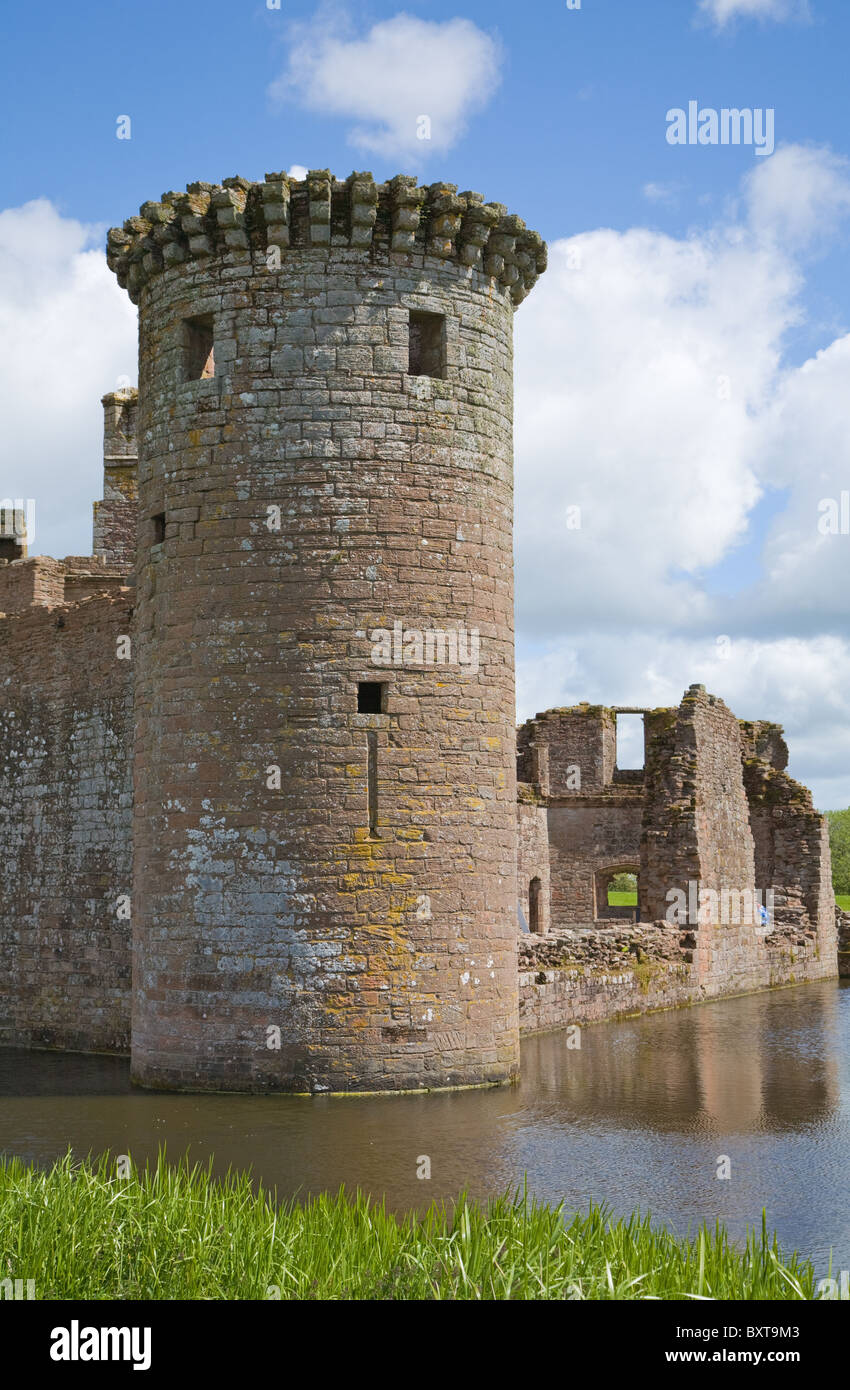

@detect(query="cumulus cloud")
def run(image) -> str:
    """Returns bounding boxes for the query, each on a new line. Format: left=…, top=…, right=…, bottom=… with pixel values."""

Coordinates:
left=696, top=0, right=811, bottom=26
left=743, top=144, right=850, bottom=247
left=514, top=143, right=850, bottom=806
left=643, top=181, right=684, bottom=207
left=269, top=8, right=502, bottom=160
left=0, top=200, right=137, bottom=559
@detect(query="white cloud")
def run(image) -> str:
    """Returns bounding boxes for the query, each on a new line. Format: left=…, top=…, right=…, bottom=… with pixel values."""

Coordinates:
left=269, top=8, right=503, bottom=160
left=288, top=164, right=309, bottom=181
left=514, top=143, right=850, bottom=806
left=743, top=144, right=850, bottom=247
left=0, top=200, right=137, bottom=559
left=697, top=0, right=811, bottom=26
left=643, top=181, right=684, bottom=207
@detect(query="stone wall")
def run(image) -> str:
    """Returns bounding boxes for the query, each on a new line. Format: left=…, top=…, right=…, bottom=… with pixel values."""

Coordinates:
left=517, top=704, right=643, bottom=928
left=516, top=684, right=837, bottom=1036
left=519, top=916, right=835, bottom=1036
left=93, top=389, right=138, bottom=570
left=741, top=719, right=836, bottom=941
left=518, top=704, right=616, bottom=795
left=0, top=556, right=67, bottom=613
left=640, top=686, right=757, bottom=928
left=108, top=168, right=546, bottom=1094
left=0, top=592, right=134, bottom=1052
left=517, top=784, right=549, bottom=934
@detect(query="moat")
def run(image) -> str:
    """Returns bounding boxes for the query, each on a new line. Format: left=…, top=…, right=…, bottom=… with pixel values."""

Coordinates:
left=2, top=980, right=849, bottom=1276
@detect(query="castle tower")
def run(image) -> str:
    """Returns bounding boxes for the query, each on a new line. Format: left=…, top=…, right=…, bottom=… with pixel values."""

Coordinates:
left=106, top=169, right=546, bottom=1092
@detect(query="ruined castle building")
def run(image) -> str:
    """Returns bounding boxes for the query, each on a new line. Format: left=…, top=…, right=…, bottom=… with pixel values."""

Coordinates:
left=105, top=171, right=547, bottom=1092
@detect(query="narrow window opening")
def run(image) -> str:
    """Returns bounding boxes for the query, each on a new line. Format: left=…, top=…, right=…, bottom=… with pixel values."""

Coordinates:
left=358, top=681, right=384, bottom=714
left=529, top=877, right=542, bottom=934
left=615, top=712, right=645, bottom=770
left=408, top=310, right=445, bottom=379
left=367, top=731, right=378, bottom=837
left=183, top=314, right=215, bottom=381
left=152, top=512, right=166, bottom=545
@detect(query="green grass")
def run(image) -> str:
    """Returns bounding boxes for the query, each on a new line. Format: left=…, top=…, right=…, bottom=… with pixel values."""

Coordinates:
left=608, top=891, right=638, bottom=907
left=0, top=1152, right=821, bottom=1300
left=836, top=894, right=850, bottom=911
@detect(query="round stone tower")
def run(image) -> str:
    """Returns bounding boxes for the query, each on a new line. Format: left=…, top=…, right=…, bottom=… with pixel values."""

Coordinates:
left=106, top=168, right=546, bottom=1093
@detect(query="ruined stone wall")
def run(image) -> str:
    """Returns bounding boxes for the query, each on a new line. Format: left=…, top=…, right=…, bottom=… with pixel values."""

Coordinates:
left=0, top=556, right=67, bottom=613
left=0, top=592, right=134, bottom=1052
left=519, top=687, right=838, bottom=1037
left=519, top=918, right=834, bottom=1036
left=109, top=169, right=546, bottom=1093
left=518, top=705, right=642, bottom=929
left=518, top=705, right=615, bottom=795
left=640, top=686, right=757, bottom=931
left=546, top=802, right=642, bottom=926
left=517, top=785, right=549, bottom=934
left=741, top=720, right=836, bottom=950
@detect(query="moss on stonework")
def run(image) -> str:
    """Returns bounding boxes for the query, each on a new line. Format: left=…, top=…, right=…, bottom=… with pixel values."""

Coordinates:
left=631, top=959, right=664, bottom=995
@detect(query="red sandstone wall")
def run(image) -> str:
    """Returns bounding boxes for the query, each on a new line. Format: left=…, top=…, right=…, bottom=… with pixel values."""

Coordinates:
left=519, top=919, right=836, bottom=1036
left=0, top=557, right=67, bottom=613
left=0, top=593, right=134, bottom=1051
left=120, top=172, right=538, bottom=1093
left=547, top=802, right=643, bottom=926
left=517, top=789, right=550, bottom=934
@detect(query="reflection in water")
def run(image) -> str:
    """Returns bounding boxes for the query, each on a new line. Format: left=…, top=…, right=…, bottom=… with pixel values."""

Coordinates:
left=1, top=981, right=849, bottom=1274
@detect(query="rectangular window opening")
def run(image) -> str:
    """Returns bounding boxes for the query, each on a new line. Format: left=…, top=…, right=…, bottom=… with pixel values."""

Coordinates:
left=615, top=712, right=645, bottom=770
left=367, top=730, right=378, bottom=837
left=408, top=310, right=445, bottom=379
left=152, top=512, right=166, bottom=545
left=183, top=314, right=215, bottom=381
left=357, top=681, right=385, bottom=714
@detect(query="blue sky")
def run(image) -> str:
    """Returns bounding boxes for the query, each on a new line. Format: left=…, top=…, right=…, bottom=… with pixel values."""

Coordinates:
left=5, top=1, right=850, bottom=273
left=2, top=0, right=850, bottom=804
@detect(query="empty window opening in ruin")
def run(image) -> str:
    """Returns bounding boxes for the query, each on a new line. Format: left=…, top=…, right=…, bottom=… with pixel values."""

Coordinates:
left=529, top=877, right=542, bottom=933
left=615, top=712, right=645, bottom=770
left=357, top=681, right=385, bottom=714
left=607, top=871, right=638, bottom=909
left=367, top=730, right=379, bottom=837
left=152, top=512, right=166, bottom=545
left=183, top=314, right=215, bottom=381
left=408, top=310, right=445, bottom=379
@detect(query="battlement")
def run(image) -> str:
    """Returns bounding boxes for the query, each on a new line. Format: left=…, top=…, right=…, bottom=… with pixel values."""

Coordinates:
left=106, top=170, right=547, bottom=307
left=0, top=554, right=127, bottom=615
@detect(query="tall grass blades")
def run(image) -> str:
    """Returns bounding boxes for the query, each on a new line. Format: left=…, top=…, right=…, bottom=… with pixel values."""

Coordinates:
left=0, top=1152, right=818, bottom=1301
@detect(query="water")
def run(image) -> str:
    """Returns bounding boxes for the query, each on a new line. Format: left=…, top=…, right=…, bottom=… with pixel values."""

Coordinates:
left=2, top=980, right=849, bottom=1275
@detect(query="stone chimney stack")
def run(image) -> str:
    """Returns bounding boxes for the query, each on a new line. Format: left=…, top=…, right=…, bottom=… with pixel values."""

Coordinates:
left=92, top=387, right=138, bottom=570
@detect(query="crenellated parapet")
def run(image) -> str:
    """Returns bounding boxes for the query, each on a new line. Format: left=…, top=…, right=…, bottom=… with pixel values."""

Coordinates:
left=106, top=168, right=547, bottom=307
